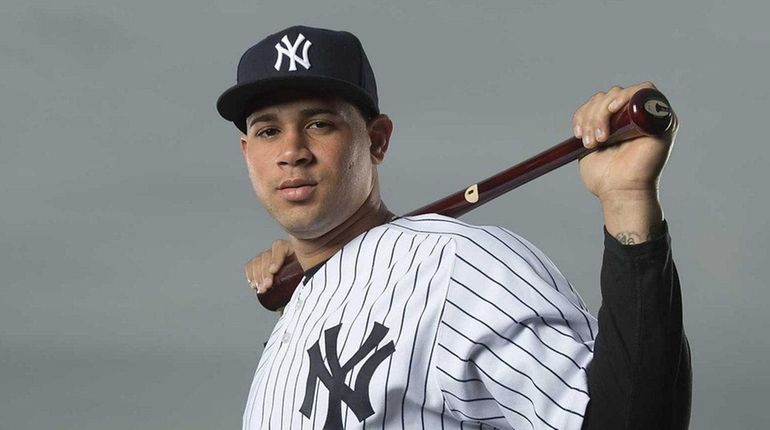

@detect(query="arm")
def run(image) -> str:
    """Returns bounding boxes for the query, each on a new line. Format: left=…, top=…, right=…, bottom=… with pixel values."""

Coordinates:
left=573, top=83, right=691, bottom=428
left=582, top=214, right=692, bottom=429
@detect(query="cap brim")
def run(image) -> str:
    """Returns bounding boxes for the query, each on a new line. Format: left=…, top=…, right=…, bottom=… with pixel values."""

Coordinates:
left=216, top=76, right=379, bottom=133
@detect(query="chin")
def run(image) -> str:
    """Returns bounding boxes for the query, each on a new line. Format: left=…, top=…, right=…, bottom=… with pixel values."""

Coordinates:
left=275, top=209, right=334, bottom=239
left=265, top=193, right=361, bottom=239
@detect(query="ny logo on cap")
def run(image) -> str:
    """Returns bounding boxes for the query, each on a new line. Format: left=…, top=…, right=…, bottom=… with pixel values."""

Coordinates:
left=274, top=33, right=312, bottom=72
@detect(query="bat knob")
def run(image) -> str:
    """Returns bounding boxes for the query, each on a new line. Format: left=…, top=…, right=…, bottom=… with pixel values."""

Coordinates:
left=627, top=88, right=676, bottom=137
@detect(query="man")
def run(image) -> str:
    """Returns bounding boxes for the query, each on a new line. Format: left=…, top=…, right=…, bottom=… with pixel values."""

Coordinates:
left=217, top=25, right=690, bottom=429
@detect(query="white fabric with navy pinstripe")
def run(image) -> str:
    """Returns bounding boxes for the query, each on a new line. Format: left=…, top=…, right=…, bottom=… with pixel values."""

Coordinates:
left=243, top=214, right=597, bottom=430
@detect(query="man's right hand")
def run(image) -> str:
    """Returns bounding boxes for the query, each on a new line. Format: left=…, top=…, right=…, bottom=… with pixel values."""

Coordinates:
left=245, top=240, right=294, bottom=294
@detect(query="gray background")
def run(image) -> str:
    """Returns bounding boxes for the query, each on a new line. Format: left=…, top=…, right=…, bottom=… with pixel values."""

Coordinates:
left=1, top=0, right=766, bottom=428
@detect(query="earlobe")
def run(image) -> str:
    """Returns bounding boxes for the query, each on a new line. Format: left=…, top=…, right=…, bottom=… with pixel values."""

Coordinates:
left=368, top=114, right=393, bottom=164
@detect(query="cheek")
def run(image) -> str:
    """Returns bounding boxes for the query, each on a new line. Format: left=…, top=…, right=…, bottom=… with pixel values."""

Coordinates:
left=332, top=143, right=358, bottom=173
left=245, top=158, right=273, bottom=199
left=340, top=145, right=373, bottom=189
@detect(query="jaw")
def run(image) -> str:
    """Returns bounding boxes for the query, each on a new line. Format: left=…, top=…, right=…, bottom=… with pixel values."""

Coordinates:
left=265, top=172, right=376, bottom=241
left=274, top=205, right=337, bottom=240
left=286, top=184, right=393, bottom=270
left=263, top=187, right=353, bottom=240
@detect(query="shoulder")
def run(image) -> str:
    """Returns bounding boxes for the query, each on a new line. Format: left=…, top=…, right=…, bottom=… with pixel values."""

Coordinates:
left=388, top=214, right=549, bottom=274
left=388, top=213, right=515, bottom=244
left=391, top=214, right=588, bottom=311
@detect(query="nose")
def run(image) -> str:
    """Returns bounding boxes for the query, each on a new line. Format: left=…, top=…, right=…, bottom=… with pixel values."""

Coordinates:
left=276, top=130, right=313, bottom=167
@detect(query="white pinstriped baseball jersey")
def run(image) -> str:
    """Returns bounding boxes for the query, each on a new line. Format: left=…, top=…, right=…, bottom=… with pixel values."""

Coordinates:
left=243, top=214, right=597, bottom=430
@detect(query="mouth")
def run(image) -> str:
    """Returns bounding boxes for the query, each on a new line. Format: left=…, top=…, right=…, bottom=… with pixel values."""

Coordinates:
left=277, top=178, right=318, bottom=202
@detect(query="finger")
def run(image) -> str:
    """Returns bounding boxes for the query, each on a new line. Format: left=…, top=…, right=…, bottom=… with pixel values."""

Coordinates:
left=259, top=254, right=273, bottom=293
left=593, top=86, right=623, bottom=141
left=596, top=87, right=621, bottom=142
left=602, top=85, right=623, bottom=115
left=245, top=258, right=258, bottom=290
left=269, top=240, right=287, bottom=274
left=572, top=107, right=585, bottom=138
left=607, top=82, right=656, bottom=114
left=579, top=91, right=607, bottom=147
left=586, top=113, right=606, bottom=148
left=252, top=257, right=262, bottom=290
left=583, top=128, right=595, bottom=148
left=591, top=100, right=612, bottom=144
left=593, top=125, right=605, bottom=143
left=594, top=86, right=629, bottom=144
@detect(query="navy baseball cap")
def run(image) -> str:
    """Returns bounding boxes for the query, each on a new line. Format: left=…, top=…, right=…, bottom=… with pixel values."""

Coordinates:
left=217, top=25, right=380, bottom=133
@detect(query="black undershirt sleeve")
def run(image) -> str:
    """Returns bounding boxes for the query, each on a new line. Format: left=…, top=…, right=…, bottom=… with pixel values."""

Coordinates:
left=581, top=220, right=692, bottom=429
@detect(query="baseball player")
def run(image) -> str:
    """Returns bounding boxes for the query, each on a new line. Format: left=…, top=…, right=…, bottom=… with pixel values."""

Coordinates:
left=217, top=25, right=691, bottom=429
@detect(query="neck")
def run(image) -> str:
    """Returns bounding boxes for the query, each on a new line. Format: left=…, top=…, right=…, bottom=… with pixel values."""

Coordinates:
left=289, top=189, right=395, bottom=271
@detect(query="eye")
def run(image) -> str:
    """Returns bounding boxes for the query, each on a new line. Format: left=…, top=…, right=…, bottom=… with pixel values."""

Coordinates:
left=256, top=127, right=279, bottom=138
left=307, top=120, right=331, bottom=130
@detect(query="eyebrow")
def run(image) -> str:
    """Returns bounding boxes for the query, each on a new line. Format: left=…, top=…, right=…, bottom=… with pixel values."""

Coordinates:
left=248, top=113, right=278, bottom=128
left=248, top=107, right=341, bottom=129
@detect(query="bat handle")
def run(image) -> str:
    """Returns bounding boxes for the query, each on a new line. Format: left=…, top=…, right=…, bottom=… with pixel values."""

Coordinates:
left=256, top=257, right=304, bottom=311
left=256, top=88, right=676, bottom=311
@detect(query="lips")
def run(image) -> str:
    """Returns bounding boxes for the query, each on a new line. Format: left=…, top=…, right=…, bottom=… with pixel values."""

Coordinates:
left=277, top=178, right=318, bottom=202
left=278, top=178, right=318, bottom=190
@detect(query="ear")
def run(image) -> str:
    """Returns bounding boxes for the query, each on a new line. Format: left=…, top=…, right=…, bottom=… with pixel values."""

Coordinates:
left=367, top=114, right=393, bottom=165
left=240, top=135, right=248, bottom=157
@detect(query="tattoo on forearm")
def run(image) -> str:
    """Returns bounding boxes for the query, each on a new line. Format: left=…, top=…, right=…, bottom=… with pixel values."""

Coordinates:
left=614, top=222, right=665, bottom=245
left=614, top=231, right=643, bottom=245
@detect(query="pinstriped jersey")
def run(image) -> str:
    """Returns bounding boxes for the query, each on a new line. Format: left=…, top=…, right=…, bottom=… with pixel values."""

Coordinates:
left=243, top=214, right=597, bottom=429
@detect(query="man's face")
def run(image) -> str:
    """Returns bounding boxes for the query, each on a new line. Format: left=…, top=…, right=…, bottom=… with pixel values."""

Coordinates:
left=240, top=96, right=387, bottom=239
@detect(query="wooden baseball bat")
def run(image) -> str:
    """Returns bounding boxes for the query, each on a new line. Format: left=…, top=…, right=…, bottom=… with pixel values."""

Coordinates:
left=256, top=87, right=676, bottom=311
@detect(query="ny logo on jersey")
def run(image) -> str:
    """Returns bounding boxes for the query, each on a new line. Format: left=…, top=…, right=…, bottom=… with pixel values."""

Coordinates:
left=274, top=33, right=312, bottom=71
left=300, top=322, right=395, bottom=428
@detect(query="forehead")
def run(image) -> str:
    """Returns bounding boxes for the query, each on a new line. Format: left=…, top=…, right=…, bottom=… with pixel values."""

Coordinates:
left=245, top=93, right=358, bottom=123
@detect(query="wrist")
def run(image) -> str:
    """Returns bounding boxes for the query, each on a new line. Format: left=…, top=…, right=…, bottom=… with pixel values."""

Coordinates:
left=598, top=188, right=659, bottom=205
left=600, top=192, right=664, bottom=245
